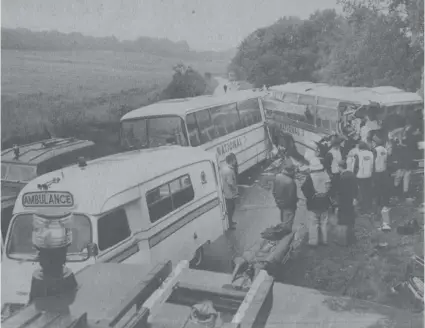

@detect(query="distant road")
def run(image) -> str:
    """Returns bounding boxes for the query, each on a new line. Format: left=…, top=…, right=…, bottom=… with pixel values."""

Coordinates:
left=213, top=77, right=236, bottom=95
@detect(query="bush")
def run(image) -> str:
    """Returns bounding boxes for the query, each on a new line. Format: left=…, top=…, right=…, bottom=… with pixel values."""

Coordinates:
left=162, top=65, right=207, bottom=99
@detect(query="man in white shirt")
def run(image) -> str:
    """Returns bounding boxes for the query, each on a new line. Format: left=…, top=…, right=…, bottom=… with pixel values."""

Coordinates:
left=360, top=114, right=380, bottom=143
left=353, top=142, right=375, bottom=214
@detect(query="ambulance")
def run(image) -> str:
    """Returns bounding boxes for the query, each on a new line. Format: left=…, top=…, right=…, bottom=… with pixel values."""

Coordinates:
left=1, top=146, right=228, bottom=315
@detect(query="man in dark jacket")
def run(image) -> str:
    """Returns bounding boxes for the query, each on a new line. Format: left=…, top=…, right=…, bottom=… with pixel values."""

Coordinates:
left=336, top=160, right=358, bottom=246
left=272, top=160, right=298, bottom=231
left=301, top=157, right=331, bottom=246
left=394, top=117, right=420, bottom=200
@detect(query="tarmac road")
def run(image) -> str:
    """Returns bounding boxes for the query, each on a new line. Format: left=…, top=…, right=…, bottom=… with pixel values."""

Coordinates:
left=199, top=161, right=309, bottom=274
left=213, top=77, right=238, bottom=96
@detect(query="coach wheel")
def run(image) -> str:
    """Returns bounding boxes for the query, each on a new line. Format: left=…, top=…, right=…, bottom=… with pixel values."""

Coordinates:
left=190, top=246, right=204, bottom=268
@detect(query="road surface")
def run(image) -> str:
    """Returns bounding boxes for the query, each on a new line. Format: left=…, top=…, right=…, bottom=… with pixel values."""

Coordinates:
left=200, top=162, right=309, bottom=274
left=213, top=77, right=238, bottom=96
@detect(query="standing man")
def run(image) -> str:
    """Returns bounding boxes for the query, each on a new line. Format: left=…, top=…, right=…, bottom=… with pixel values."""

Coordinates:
left=324, top=136, right=343, bottom=207
left=272, top=160, right=298, bottom=231
left=221, top=154, right=238, bottom=230
left=360, top=113, right=380, bottom=144
left=223, top=85, right=228, bottom=93
left=394, top=118, right=419, bottom=201
left=346, top=139, right=360, bottom=172
left=371, top=135, right=391, bottom=230
left=353, top=142, right=375, bottom=215
left=301, top=157, right=332, bottom=246
left=336, top=160, right=358, bottom=246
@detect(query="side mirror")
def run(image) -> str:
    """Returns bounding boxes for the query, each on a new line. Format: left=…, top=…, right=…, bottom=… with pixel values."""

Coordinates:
left=87, top=243, right=99, bottom=257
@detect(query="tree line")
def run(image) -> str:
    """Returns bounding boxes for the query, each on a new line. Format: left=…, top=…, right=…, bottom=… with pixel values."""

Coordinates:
left=228, top=0, right=424, bottom=93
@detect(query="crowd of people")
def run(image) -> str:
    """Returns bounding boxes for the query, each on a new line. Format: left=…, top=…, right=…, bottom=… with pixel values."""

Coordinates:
left=271, top=112, right=422, bottom=247
left=219, top=109, right=422, bottom=247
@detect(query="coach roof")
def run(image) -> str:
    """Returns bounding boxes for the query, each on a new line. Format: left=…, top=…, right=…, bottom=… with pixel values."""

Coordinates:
left=358, top=86, right=423, bottom=106
left=120, top=89, right=267, bottom=121
left=270, top=82, right=423, bottom=107
left=270, top=82, right=371, bottom=105
left=14, top=146, right=216, bottom=215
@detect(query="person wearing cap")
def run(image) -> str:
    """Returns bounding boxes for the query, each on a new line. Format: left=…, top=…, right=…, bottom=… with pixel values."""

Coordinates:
left=301, top=157, right=332, bottom=246
left=353, top=141, right=375, bottom=214
left=371, top=134, right=391, bottom=230
left=221, top=154, right=239, bottom=229
left=272, top=159, right=298, bottom=231
left=335, top=160, right=358, bottom=246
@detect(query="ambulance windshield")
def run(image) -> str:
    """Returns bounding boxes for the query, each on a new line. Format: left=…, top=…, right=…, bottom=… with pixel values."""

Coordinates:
left=120, top=115, right=188, bottom=150
left=1, top=163, right=37, bottom=182
left=6, top=213, right=92, bottom=262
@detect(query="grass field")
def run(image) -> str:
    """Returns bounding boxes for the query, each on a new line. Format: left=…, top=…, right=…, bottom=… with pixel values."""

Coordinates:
left=1, top=49, right=227, bottom=143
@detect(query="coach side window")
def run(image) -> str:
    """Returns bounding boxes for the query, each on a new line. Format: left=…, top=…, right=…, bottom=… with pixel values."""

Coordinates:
left=237, top=98, right=262, bottom=128
left=97, top=209, right=131, bottom=251
left=316, top=106, right=337, bottom=131
left=195, top=109, right=216, bottom=144
left=146, top=174, right=195, bottom=223
left=209, top=103, right=240, bottom=136
left=282, top=93, right=299, bottom=104
left=298, top=95, right=316, bottom=125
left=186, top=113, right=201, bottom=146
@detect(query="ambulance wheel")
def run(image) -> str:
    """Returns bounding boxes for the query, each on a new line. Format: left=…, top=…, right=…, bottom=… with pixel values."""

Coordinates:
left=190, top=246, right=204, bottom=268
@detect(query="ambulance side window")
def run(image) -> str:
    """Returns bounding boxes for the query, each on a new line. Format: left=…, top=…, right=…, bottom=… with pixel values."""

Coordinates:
left=97, top=209, right=131, bottom=251
left=146, top=174, right=195, bottom=223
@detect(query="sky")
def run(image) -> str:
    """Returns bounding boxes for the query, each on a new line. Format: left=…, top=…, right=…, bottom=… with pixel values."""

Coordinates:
left=2, top=0, right=341, bottom=51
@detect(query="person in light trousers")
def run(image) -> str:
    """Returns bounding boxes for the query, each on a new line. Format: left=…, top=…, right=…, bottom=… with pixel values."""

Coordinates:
left=272, top=160, right=298, bottom=231
left=301, top=157, right=332, bottom=246
left=353, top=142, right=375, bottom=214
left=221, top=154, right=238, bottom=229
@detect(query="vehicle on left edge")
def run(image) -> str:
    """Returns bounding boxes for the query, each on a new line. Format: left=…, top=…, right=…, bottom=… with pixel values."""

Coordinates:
left=1, top=137, right=96, bottom=244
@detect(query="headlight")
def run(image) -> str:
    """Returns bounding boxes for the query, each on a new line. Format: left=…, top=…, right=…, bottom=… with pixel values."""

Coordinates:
left=1, top=303, right=26, bottom=321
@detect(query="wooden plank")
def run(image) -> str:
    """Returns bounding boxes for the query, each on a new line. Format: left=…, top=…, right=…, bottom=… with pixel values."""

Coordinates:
left=174, top=282, right=247, bottom=300
left=65, top=313, right=87, bottom=328
left=232, top=270, right=274, bottom=327
left=47, top=313, right=86, bottom=328
left=239, top=275, right=274, bottom=328
left=98, top=261, right=172, bottom=327
left=149, top=303, right=191, bottom=328
left=143, top=260, right=189, bottom=319
left=114, top=307, right=149, bottom=328
left=2, top=305, right=41, bottom=328
left=25, top=312, right=61, bottom=328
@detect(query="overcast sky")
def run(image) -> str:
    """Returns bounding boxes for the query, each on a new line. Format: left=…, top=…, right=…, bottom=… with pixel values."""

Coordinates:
left=2, top=0, right=340, bottom=51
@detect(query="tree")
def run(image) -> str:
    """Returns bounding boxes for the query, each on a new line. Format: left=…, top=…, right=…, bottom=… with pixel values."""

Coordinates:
left=338, top=0, right=424, bottom=47
left=228, top=11, right=345, bottom=87
left=162, top=64, right=207, bottom=99
left=324, top=2, right=423, bottom=91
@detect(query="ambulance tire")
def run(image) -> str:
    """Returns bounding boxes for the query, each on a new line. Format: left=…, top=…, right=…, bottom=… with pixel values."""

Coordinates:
left=190, top=246, right=204, bottom=268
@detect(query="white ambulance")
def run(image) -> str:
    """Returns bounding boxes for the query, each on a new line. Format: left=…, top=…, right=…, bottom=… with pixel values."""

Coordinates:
left=1, top=146, right=228, bottom=314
